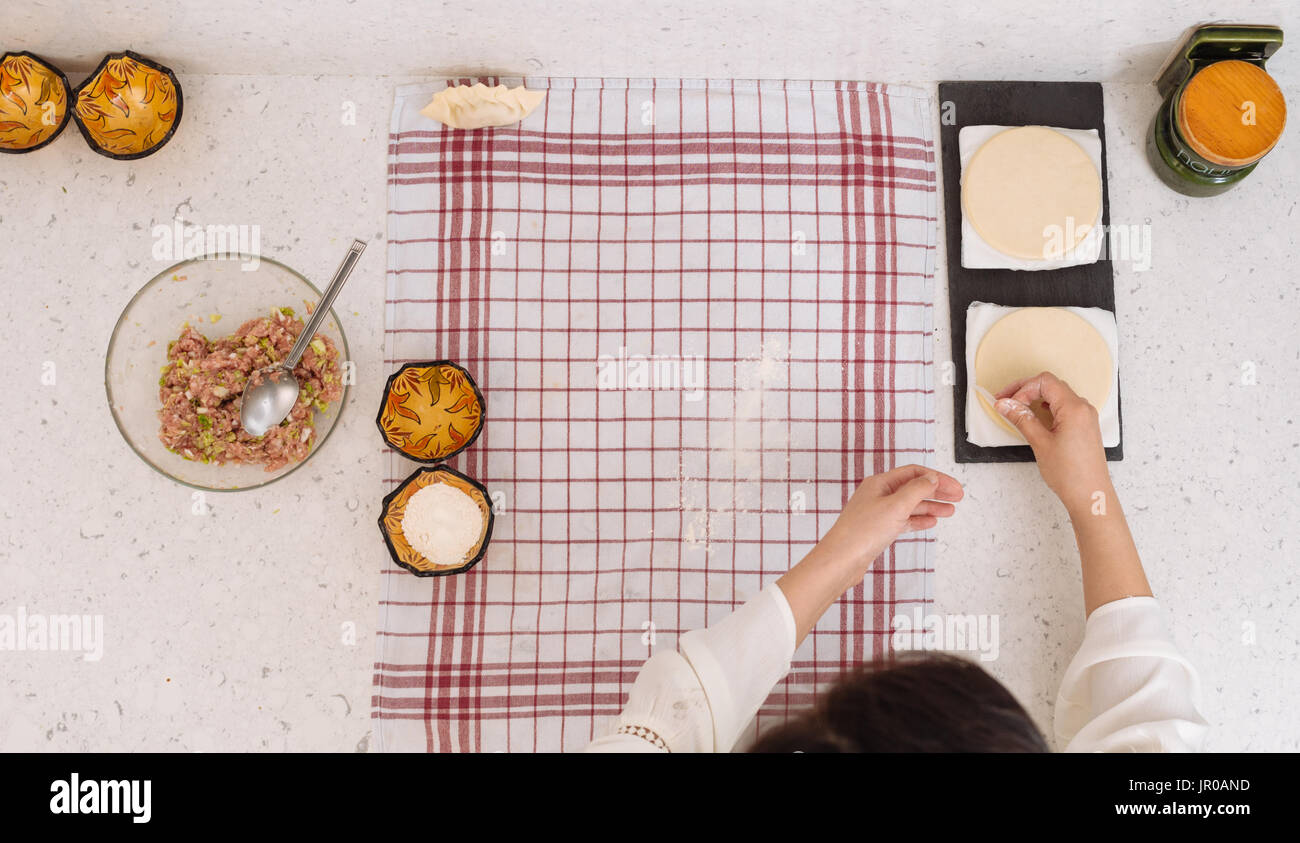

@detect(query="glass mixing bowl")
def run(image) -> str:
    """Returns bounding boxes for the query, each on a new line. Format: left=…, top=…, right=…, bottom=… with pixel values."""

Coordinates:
left=105, top=255, right=351, bottom=491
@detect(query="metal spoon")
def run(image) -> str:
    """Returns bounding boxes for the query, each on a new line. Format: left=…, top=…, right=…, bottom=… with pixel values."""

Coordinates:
left=240, top=239, right=366, bottom=436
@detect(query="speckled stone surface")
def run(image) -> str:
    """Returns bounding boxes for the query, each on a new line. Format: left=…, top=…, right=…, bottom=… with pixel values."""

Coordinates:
left=4, top=0, right=1296, bottom=82
left=1, top=75, right=399, bottom=751
left=1, top=23, right=1297, bottom=751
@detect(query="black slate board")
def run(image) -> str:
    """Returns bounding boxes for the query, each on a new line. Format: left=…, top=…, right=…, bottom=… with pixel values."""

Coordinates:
left=939, top=80, right=1123, bottom=463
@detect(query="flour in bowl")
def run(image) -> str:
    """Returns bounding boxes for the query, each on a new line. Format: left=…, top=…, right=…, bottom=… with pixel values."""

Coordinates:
left=401, top=482, right=484, bottom=566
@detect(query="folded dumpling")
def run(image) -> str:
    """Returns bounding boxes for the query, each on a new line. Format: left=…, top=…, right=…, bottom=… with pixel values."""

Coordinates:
left=420, top=83, right=546, bottom=129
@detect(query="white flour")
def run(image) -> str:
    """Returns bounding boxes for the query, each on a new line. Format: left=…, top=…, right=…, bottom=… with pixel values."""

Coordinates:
left=401, top=482, right=483, bottom=566
left=679, top=339, right=791, bottom=554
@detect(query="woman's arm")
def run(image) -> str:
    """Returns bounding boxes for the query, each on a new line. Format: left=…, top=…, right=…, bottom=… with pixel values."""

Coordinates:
left=996, top=371, right=1207, bottom=751
left=995, top=371, right=1151, bottom=614
left=778, top=464, right=965, bottom=643
left=587, top=463, right=964, bottom=752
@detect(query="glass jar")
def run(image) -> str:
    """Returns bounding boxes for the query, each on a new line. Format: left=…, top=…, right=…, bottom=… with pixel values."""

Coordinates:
left=1146, top=24, right=1286, bottom=197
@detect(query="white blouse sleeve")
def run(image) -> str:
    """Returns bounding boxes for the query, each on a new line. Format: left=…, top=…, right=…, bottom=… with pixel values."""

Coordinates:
left=1054, top=596, right=1209, bottom=752
left=585, top=582, right=797, bottom=753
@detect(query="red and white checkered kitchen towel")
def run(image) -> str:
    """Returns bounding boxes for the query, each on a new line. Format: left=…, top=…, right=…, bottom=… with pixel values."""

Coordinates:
left=375, top=78, right=937, bottom=752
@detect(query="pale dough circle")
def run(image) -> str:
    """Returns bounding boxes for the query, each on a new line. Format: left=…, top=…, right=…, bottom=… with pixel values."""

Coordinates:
left=962, top=126, right=1102, bottom=261
left=974, top=308, right=1112, bottom=435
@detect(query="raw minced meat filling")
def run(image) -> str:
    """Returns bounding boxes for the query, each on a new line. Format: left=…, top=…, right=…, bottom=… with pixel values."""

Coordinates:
left=157, top=308, right=342, bottom=471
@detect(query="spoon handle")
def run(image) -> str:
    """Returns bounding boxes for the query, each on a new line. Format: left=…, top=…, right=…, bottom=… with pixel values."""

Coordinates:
left=285, top=239, right=367, bottom=368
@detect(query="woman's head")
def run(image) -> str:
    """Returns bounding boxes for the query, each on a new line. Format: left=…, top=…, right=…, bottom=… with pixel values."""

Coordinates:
left=751, top=652, right=1049, bottom=752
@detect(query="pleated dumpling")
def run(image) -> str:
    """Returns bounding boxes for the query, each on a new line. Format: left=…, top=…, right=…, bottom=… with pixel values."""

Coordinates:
left=420, top=83, right=546, bottom=129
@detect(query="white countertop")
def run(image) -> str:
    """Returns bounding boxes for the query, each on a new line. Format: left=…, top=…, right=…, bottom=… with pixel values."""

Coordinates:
left=1, top=70, right=1296, bottom=752
left=8, top=0, right=1297, bottom=84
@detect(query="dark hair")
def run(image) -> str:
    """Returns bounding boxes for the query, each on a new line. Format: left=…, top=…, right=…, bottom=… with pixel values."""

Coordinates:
left=750, top=652, right=1049, bottom=752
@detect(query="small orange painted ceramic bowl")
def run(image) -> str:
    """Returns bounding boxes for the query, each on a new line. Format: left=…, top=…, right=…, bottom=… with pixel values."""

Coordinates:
left=0, top=51, right=73, bottom=154
left=72, top=50, right=182, bottom=160
left=377, top=360, right=485, bottom=463
left=379, top=465, right=494, bottom=577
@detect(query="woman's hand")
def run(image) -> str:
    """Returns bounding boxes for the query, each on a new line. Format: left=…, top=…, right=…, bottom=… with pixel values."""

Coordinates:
left=778, top=464, right=963, bottom=643
left=818, top=464, right=965, bottom=571
left=994, top=371, right=1112, bottom=516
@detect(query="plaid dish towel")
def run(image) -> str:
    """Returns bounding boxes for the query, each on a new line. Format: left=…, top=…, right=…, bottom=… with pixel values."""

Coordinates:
left=375, top=77, right=937, bottom=752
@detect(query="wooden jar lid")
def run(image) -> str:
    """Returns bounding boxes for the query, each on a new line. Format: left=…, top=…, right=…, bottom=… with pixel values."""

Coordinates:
left=1177, top=59, right=1286, bottom=167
